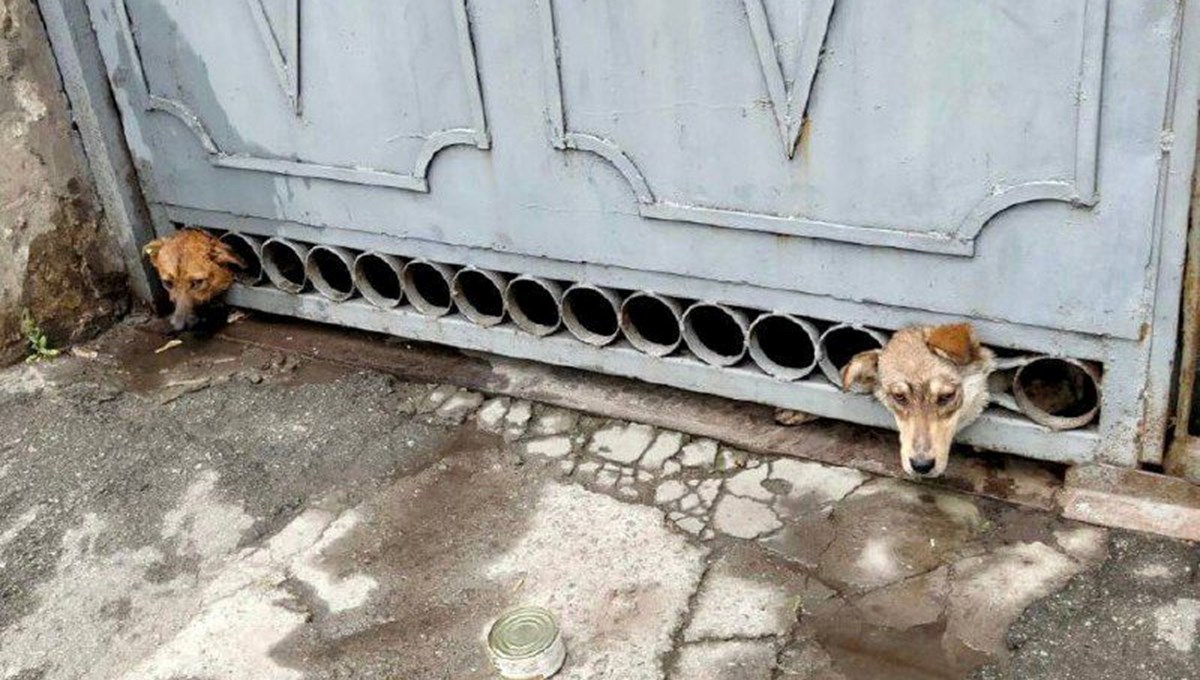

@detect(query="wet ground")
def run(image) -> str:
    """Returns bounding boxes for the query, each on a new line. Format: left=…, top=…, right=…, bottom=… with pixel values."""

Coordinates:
left=0, top=318, right=1196, bottom=680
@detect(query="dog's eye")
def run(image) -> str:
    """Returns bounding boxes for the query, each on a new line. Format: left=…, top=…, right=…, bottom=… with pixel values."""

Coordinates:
left=162, top=279, right=175, bottom=290
left=890, top=391, right=908, bottom=406
left=937, top=390, right=958, bottom=406
left=189, top=278, right=207, bottom=289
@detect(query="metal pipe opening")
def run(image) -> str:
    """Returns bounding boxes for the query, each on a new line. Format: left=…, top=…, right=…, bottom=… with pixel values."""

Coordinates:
left=452, top=267, right=508, bottom=326
left=401, top=259, right=456, bottom=317
left=562, top=284, right=622, bottom=346
left=261, top=238, right=310, bottom=293
left=218, top=232, right=264, bottom=285
left=748, top=313, right=822, bottom=380
left=353, top=252, right=405, bottom=308
left=620, top=292, right=683, bottom=356
left=1012, top=357, right=1101, bottom=430
left=682, top=302, right=750, bottom=367
left=305, top=245, right=357, bottom=302
left=505, top=276, right=563, bottom=336
left=818, top=324, right=889, bottom=387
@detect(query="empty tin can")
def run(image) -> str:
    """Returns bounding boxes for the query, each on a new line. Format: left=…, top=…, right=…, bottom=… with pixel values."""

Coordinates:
left=486, top=606, right=566, bottom=679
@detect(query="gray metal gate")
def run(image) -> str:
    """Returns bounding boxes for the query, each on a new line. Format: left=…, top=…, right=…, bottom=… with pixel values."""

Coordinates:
left=44, top=0, right=1200, bottom=467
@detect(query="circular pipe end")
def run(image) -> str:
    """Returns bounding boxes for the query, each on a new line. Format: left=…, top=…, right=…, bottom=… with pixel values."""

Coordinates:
left=682, top=302, right=750, bottom=367
left=620, top=292, right=683, bottom=357
left=505, top=276, right=563, bottom=336
left=1012, top=357, right=1101, bottom=430
left=305, top=245, right=357, bottom=302
left=353, top=252, right=405, bottom=308
left=401, top=259, right=455, bottom=317
left=261, top=238, right=310, bottom=294
left=218, top=232, right=264, bottom=285
left=562, top=284, right=622, bottom=346
left=452, top=267, right=508, bottom=326
left=818, top=324, right=889, bottom=389
left=748, top=313, right=822, bottom=381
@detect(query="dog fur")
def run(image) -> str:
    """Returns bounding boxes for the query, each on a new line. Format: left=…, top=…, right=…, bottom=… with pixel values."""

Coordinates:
left=143, top=229, right=244, bottom=331
left=841, top=323, right=994, bottom=478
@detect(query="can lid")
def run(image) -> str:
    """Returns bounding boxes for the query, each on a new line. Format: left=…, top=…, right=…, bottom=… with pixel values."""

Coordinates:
left=487, top=606, right=560, bottom=661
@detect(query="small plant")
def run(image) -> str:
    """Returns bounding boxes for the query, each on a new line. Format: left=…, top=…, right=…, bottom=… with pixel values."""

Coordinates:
left=20, top=310, right=59, bottom=363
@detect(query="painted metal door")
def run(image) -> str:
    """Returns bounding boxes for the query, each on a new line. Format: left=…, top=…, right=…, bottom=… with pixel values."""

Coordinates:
left=77, top=0, right=1200, bottom=466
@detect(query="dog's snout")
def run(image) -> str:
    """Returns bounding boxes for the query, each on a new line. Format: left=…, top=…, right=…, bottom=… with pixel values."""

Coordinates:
left=913, top=431, right=933, bottom=458
left=170, top=314, right=192, bottom=331
left=909, top=457, right=936, bottom=475
left=169, top=305, right=198, bottom=331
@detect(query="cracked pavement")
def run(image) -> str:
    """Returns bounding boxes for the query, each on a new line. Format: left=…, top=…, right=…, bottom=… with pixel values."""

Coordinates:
left=0, top=320, right=1197, bottom=679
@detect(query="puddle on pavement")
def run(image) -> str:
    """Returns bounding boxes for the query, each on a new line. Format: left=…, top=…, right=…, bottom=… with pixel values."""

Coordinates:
left=270, top=427, right=548, bottom=680
left=76, top=320, right=351, bottom=396
left=815, top=610, right=988, bottom=680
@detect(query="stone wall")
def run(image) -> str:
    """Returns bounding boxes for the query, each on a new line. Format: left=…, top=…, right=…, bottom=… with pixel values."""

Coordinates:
left=0, top=0, right=127, bottom=364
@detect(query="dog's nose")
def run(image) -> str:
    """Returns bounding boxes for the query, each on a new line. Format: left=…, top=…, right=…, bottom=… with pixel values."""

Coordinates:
left=170, top=312, right=198, bottom=331
left=909, top=458, right=936, bottom=475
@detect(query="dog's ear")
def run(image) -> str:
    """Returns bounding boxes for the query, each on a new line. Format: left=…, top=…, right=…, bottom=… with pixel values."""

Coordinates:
left=142, top=238, right=164, bottom=262
left=210, top=240, right=247, bottom=269
left=842, top=349, right=881, bottom=392
left=925, top=323, right=981, bottom=366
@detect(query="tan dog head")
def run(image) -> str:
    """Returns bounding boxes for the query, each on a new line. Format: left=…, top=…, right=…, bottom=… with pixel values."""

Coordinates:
left=143, top=229, right=244, bottom=330
left=841, top=324, right=994, bottom=478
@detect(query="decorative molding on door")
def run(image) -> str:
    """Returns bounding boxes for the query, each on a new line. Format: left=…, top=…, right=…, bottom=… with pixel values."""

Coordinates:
left=744, top=0, right=834, bottom=159
left=245, top=0, right=300, bottom=115
left=113, top=0, right=490, bottom=192
left=538, top=0, right=1107, bottom=256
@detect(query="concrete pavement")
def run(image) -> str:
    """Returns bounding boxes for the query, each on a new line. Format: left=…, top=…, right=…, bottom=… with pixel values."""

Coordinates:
left=0, top=320, right=1196, bottom=679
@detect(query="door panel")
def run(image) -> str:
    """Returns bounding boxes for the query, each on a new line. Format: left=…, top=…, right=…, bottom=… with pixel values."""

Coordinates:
left=548, top=0, right=1104, bottom=254
left=80, top=0, right=1200, bottom=468
left=119, top=0, right=487, bottom=190
left=87, top=0, right=1175, bottom=340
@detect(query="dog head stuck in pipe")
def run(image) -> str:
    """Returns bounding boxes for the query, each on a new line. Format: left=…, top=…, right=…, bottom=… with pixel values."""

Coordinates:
left=144, top=229, right=246, bottom=331
left=841, top=324, right=995, bottom=479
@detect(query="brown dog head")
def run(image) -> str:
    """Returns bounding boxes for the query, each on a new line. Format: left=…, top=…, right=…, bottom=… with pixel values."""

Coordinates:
left=144, top=229, right=244, bottom=330
left=841, top=324, right=994, bottom=478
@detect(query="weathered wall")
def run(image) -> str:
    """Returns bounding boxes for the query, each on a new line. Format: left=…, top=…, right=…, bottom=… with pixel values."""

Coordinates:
left=0, top=0, right=126, bottom=364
